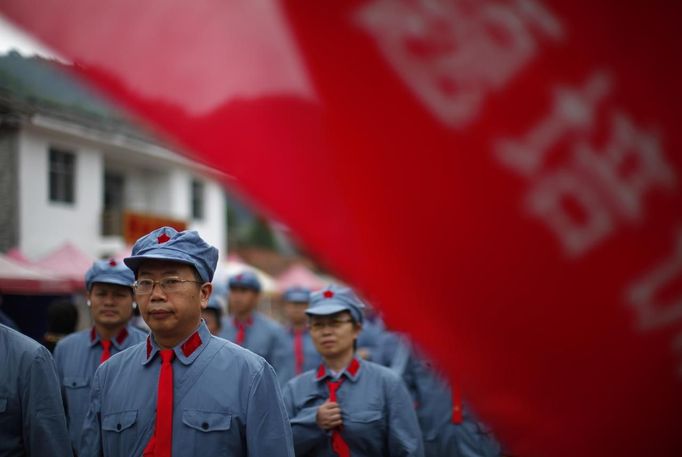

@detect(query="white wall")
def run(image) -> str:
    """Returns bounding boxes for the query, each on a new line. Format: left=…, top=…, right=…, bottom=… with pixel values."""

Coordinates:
left=18, top=129, right=103, bottom=259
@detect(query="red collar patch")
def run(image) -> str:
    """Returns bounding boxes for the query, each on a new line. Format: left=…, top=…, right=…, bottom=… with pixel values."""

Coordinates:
left=181, top=331, right=203, bottom=357
left=115, top=327, right=129, bottom=345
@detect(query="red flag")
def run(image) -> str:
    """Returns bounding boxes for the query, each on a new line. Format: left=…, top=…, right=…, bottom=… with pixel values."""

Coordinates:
left=2, top=1, right=681, bottom=455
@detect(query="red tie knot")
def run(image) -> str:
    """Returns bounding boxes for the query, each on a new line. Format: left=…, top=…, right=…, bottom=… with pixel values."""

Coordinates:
left=160, top=349, right=175, bottom=364
left=101, top=339, right=112, bottom=350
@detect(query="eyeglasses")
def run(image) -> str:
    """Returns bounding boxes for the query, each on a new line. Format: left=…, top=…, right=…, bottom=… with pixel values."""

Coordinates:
left=133, top=277, right=203, bottom=295
left=309, top=318, right=355, bottom=331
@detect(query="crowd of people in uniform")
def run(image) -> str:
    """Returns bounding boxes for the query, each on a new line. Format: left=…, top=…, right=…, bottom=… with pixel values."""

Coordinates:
left=0, top=226, right=503, bottom=457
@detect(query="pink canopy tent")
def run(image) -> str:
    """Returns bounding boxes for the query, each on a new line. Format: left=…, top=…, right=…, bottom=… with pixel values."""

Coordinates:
left=0, top=254, right=72, bottom=294
left=32, top=242, right=95, bottom=290
left=5, top=247, right=32, bottom=265
left=276, top=263, right=325, bottom=292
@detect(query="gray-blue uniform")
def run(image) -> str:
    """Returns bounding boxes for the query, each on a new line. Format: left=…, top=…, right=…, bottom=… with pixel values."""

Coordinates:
left=285, top=326, right=322, bottom=375
left=80, top=320, right=294, bottom=457
left=79, top=225, right=294, bottom=457
left=282, top=286, right=321, bottom=376
left=283, top=357, right=424, bottom=457
left=220, top=311, right=294, bottom=382
left=0, top=323, right=72, bottom=457
left=375, top=332, right=502, bottom=457
left=54, top=257, right=147, bottom=452
left=282, top=284, right=424, bottom=457
left=54, top=324, right=146, bottom=450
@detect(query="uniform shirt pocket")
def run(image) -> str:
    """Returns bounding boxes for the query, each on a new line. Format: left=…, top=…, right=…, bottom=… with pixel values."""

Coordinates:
left=102, top=410, right=138, bottom=433
left=348, top=409, right=383, bottom=423
left=182, top=410, right=232, bottom=432
left=0, top=398, right=7, bottom=413
left=63, top=376, right=89, bottom=389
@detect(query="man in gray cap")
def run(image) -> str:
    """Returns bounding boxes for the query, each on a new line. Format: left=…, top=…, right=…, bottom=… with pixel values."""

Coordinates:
left=282, top=286, right=321, bottom=376
left=79, top=226, right=294, bottom=457
left=0, top=323, right=72, bottom=456
left=54, top=258, right=146, bottom=453
left=221, top=270, right=293, bottom=382
left=282, top=284, right=424, bottom=457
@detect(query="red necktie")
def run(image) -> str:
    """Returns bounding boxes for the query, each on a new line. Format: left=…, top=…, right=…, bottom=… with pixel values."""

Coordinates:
left=100, top=340, right=112, bottom=364
left=326, top=378, right=350, bottom=457
left=294, top=329, right=304, bottom=374
left=144, top=349, right=175, bottom=457
left=451, top=381, right=463, bottom=424
left=235, top=318, right=251, bottom=346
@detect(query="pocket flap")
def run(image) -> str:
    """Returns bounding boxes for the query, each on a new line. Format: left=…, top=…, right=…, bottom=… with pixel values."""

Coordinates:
left=182, top=410, right=232, bottom=432
left=349, top=409, right=383, bottom=423
left=102, top=410, right=137, bottom=432
left=0, top=398, right=6, bottom=413
left=63, top=376, right=89, bottom=389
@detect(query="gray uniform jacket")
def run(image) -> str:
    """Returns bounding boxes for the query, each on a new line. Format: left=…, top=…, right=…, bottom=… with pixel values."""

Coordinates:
left=220, top=311, right=294, bottom=382
left=0, top=323, right=72, bottom=457
left=54, top=325, right=147, bottom=451
left=79, top=321, right=294, bottom=457
left=282, top=357, right=424, bottom=457
left=375, top=332, right=502, bottom=457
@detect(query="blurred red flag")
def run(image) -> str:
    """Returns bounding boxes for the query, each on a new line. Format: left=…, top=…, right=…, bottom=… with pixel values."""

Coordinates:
left=2, top=0, right=681, bottom=455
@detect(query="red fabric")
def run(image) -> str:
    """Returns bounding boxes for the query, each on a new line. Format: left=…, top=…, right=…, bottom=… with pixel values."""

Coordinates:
left=451, top=382, right=462, bottom=425
left=144, top=349, right=175, bottom=457
left=326, top=378, right=350, bottom=457
left=115, top=327, right=129, bottom=345
left=293, top=329, right=304, bottom=374
left=233, top=317, right=252, bottom=346
left=99, top=340, right=112, bottom=364
left=3, top=2, right=682, bottom=455
left=181, top=331, right=202, bottom=357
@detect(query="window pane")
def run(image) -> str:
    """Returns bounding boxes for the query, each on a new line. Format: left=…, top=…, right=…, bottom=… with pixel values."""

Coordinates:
left=48, top=147, right=76, bottom=204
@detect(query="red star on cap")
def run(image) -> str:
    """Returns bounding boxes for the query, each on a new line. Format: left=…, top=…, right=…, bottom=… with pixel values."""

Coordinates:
left=109, top=259, right=117, bottom=267
left=157, top=233, right=170, bottom=243
left=323, top=290, right=334, bottom=298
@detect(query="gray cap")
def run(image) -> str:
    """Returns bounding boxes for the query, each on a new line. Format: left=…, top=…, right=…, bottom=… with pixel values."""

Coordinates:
left=306, top=284, right=365, bottom=324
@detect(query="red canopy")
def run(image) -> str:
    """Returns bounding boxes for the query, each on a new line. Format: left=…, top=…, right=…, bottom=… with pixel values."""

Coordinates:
left=32, top=242, right=95, bottom=290
left=276, top=263, right=325, bottom=292
left=0, top=254, right=72, bottom=294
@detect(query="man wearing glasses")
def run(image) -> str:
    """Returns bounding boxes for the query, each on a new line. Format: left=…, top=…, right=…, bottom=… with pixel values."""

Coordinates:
left=282, top=284, right=424, bottom=457
left=79, top=226, right=294, bottom=457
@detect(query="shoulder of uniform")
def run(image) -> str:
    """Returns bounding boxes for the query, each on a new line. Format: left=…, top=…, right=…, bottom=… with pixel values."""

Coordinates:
left=127, top=326, right=148, bottom=341
left=55, top=328, right=90, bottom=348
left=254, top=312, right=284, bottom=330
left=214, top=335, right=269, bottom=367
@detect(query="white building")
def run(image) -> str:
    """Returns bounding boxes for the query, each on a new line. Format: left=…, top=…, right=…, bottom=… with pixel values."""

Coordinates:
left=0, top=53, right=227, bottom=260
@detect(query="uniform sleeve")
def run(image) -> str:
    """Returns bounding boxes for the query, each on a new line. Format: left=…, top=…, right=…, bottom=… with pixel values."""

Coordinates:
left=386, top=374, right=425, bottom=457
left=79, top=365, right=104, bottom=457
left=21, top=345, right=73, bottom=457
left=245, top=362, right=295, bottom=457
left=281, top=380, right=328, bottom=455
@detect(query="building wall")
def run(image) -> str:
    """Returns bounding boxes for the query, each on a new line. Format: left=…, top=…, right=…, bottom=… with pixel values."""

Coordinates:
left=18, top=128, right=103, bottom=259
left=15, top=123, right=227, bottom=260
